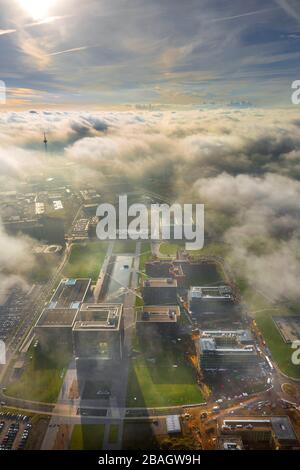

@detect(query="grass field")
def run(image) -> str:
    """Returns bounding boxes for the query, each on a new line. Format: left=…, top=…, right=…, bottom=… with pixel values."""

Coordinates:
left=113, top=240, right=136, bottom=254
left=159, top=241, right=230, bottom=259
left=237, top=280, right=300, bottom=379
left=134, top=242, right=151, bottom=307
left=108, top=424, right=119, bottom=444
left=63, top=241, right=108, bottom=281
left=6, top=346, right=71, bottom=403
left=159, top=242, right=182, bottom=256
left=139, top=242, right=152, bottom=272
left=70, top=424, right=105, bottom=450
left=187, top=242, right=230, bottom=259
left=127, top=337, right=204, bottom=407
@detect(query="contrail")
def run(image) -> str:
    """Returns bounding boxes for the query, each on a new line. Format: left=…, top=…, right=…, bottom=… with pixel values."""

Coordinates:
left=0, top=15, right=69, bottom=38
left=275, top=0, right=300, bottom=22
left=209, top=6, right=279, bottom=23
left=0, top=29, right=16, bottom=36
left=26, top=15, right=71, bottom=27
left=47, top=46, right=90, bottom=57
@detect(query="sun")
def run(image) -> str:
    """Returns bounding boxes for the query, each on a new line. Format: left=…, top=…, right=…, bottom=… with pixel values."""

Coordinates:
left=18, top=0, right=56, bottom=20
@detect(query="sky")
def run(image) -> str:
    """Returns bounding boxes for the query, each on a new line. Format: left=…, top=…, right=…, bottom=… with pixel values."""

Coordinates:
left=1, top=2, right=300, bottom=302
left=1, top=0, right=300, bottom=107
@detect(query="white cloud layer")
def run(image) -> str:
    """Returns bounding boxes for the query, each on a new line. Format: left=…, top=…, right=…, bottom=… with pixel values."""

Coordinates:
left=1, top=108, right=300, bottom=301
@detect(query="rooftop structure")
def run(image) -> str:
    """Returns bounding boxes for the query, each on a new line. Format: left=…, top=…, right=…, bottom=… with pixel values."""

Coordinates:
left=37, top=308, right=78, bottom=327
left=198, top=330, right=258, bottom=370
left=137, top=306, right=180, bottom=324
left=47, top=278, right=91, bottom=311
left=73, top=303, right=122, bottom=331
left=73, top=303, right=124, bottom=362
left=143, top=277, right=178, bottom=306
left=166, top=415, right=181, bottom=434
left=189, top=285, right=233, bottom=301
left=188, top=285, right=235, bottom=319
left=35, top=279, right=91, bottom=351
left=143, top=278, right=177, bottom=288
left=145, top=261, right=185, bottom=286
left=221, top=416, right=299, bottom=449
left=201, top=330, right=253, bottom=344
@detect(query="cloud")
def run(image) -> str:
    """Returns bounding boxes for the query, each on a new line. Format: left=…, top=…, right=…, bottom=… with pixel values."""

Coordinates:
left=0, top=218, right=35, bottom=299
left=1, top=107, right=300, bottom=301
left=194, top=171, right=300, bottom=300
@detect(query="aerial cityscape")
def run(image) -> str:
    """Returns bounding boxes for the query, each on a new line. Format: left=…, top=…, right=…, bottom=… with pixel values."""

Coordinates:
left=0, top=0, right=300, bottom=462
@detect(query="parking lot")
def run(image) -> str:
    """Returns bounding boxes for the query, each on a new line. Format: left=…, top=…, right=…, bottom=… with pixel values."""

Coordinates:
left=0, top=411, right=32, bottom=450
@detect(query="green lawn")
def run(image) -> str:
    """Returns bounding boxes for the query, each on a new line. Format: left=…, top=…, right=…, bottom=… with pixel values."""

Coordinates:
left=127, top=338, right=204, bottom=407
left=63, top=241, right=108, bottom=281
left=139, top=242, right=152, bottom=272
left=6, top=346, right=71, bottom=403
left=159, top=242, right=182, bottom=256
left=113, top=240, right=136, bottom=254
left=255, top=311, right=300, bottom=379
left=135, top=296, right=144, bottom=307
left=159, top=241, right=230, bottom=259
left=108, top=424, right=119, bottom=444
left=187, top=242, right=230, bottom=259
left=239, top=281, right=300, bottom=379
left=70, top=424, right=105, bottom=450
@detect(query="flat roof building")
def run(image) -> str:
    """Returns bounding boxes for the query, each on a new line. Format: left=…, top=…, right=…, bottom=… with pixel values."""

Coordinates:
left=189, top=285, right=233, bottom=302
left=143, top=278, right=178, bottom=305
left=35, top=278, right=91, bottom=352
left=47, top=278, right=91, bottom=310
left=220, top=416, right=299, bottom=450
left=136, top=305, right=180, bottom=336
left=73, top=303, right=123, bottom=361
left=137, top=305, right=180, bottom=323
left=188, top=285, right=234, bottom=317
left=166, top=415, right=182, bottom=434
left=145, top=261, right=185, bottom=287
left=198, top=330, right=258, bottom=370
left=201, top=330, right=254, bottom=344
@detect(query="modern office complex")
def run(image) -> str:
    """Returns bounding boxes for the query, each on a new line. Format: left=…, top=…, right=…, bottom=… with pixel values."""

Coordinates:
left=188, top=285, right=234, bottom=316
left=143, top=278, right=178, bottom=305
left=220, top=417, right=299, bottom=450
left=198, top=329, right=258, bottom=370
left=73, top=303, right=123, bottom=362
left=145, top=261, right=186, bottom=287
left=35, top=278, right=92, bottom=352
left=136, top=305, right=180, bottom=335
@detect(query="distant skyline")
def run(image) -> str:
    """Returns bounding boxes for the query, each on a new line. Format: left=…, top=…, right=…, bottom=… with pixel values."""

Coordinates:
left=1, top=0, right=300, bottom=107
